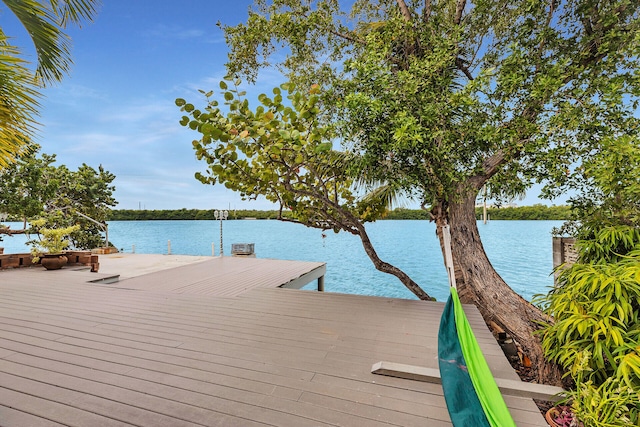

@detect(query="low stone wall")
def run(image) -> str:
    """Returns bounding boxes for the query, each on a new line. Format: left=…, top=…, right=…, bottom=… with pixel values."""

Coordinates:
left=0, top=253, right=35, bottom=269
left=0, top=250, right=99, bottom=272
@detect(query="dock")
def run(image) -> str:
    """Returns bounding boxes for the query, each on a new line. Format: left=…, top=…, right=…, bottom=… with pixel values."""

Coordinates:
left=0, top=254, right=548, bottom=426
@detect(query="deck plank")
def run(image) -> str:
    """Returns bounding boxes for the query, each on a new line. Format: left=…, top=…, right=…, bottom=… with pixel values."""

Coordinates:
left=111, top=256, right=325, bottom=296
left=0, top=405, right=68, bottom=427
left=0, top=257, right=549, bottom=426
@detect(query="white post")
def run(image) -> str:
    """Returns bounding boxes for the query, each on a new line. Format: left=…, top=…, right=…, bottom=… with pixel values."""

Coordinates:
left=168, top=240, right=171, bottom=255
left=483, top=185, right=488, bottom=224
left=212, top=242, right=215, bottom=257
left=132, top=244, right=136, bottom=254
left=442, top=225, right=457, bottom=289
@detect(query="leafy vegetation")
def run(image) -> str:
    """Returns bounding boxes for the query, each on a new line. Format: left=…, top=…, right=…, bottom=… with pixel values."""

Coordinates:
left=477, top=205, right=571, bottom=221
left=108, top=209, right=281, bottom=221
left=536, top=135, right=640, bottom=425
left=537, top=232, right=640, bottom=426
left=570, top=356, right=639, bottom=427
left=538, top=227, right=640, bottom=384
left=0, top=0, right=100, bottom=166
left=29, top=218, right=80, bottom=262
left=555, top=135, right=640, bottom=239
left=178, top=80, right=432, bottom=299
left=0, top=145, right=116, bottom=250
left=191, top=0, right=640, bottom=383
left=107, top=205, right=570, bottom=221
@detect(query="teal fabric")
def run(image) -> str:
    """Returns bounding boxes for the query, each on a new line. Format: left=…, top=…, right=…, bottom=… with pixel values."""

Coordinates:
left=450, top=287, right=517, bottom=427
left=438, top=290, right=491, bottom=426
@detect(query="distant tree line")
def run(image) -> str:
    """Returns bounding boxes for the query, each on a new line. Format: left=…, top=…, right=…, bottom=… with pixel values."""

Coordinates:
left=476, top=204, right=571, bottom=220
left=108, top=204, right=570, bottom=221
left=107, top=209, right=280, bottom=221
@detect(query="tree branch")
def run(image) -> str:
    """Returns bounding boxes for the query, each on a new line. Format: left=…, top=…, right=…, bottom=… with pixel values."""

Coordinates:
left=469, top=149, right=507, bottom=189
left=423, top=0, right=432, bottom=23
left=455, top=57, right=474, bottom=80
left=0, top=226, right=27, bottom=236
left=296, top=10, right=364, bottom=44
left=396, top=0, right=413, bottom=22
left=454, top=0, right=466, bottom=25
left=353, top=218, right=434, bottom=300
left=327, top=27, right=363, bottom=44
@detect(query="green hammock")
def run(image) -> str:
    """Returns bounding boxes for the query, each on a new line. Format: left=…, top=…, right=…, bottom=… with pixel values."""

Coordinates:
left=437, top=225, right=516, bottom=427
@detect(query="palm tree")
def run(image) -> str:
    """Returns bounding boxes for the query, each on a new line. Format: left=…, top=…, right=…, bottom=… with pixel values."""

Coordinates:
left=0, top=0, right=100, bottom=167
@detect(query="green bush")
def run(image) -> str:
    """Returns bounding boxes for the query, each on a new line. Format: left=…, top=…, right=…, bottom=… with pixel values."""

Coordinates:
left=567, top=353, right=639, bottom=427
left=536, top=226, right=640, bottom=424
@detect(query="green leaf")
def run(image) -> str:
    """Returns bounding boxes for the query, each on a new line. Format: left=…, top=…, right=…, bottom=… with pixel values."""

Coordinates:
left=315, top=142, right=332, bottom=152
left=278, top=130, right=290, bottom=139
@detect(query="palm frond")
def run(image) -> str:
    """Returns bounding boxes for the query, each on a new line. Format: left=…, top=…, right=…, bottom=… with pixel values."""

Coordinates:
left=0, top=34, right=40, bottom=167
left=3, top=0, right=71, bottom=84
left=358, top=181, right=413, bottom=210
left=50, top=0, right=100, bottom=28
left=2, top=0, right=100, bottom=85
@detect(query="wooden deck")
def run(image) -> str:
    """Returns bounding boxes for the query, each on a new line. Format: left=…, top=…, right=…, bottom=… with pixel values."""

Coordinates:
left=0, top=259, right=548, bottom=426
left=111, top=256, right=327, bottom=296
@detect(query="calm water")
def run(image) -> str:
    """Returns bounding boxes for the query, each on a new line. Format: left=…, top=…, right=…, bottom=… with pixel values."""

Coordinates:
left=1, top=220, right=561, bottom=302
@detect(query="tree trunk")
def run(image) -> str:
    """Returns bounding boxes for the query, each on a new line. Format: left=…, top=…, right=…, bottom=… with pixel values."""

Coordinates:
left=354, top=221, right=434, bottom=301
left=434, top=190, right=564, bottom=386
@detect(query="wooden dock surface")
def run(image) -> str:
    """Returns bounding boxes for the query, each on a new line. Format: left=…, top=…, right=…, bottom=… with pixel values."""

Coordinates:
left=0, top=258, right=548, bottom=426
left=112, top=256, right=327, bottom=296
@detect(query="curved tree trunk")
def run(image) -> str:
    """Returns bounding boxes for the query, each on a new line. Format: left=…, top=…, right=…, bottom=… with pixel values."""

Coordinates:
left=434, top=190, right=564, bottom=386
left=354, top=221, right=434, bottom=301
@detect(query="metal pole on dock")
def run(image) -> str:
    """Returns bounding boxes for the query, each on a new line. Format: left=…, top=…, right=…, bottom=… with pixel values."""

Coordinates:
left=214, top=210, right=229, bottom=256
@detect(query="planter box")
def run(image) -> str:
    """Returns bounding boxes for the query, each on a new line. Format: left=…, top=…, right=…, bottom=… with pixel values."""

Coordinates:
left=0, top=250, right=99, bottom=272
left=0, top=253, right=35, bottom=269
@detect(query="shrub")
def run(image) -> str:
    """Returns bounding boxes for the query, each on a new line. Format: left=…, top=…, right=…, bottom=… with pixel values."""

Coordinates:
left=536, top=226, right=640, bottom=424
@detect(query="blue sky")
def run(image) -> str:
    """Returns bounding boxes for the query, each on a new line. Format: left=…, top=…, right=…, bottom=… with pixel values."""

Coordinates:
left=4, top=1, right=563, bottom=210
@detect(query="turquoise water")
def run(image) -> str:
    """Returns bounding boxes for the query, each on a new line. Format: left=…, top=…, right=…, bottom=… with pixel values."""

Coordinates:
left=1, top=219, right=561, bottom=302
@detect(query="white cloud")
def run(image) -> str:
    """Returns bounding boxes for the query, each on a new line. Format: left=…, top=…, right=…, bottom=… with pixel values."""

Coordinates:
left=142, top=24, right=210, bottom=41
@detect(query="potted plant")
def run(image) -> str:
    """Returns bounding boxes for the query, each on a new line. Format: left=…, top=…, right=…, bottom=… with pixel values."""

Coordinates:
left=545, top=405, right=581, bottom=427
left=545, top=371, right=639, bottom=427
left=29, top=219, right=80, bottom=270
